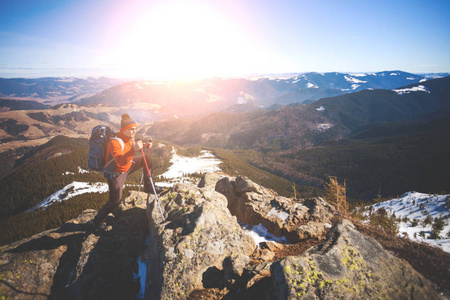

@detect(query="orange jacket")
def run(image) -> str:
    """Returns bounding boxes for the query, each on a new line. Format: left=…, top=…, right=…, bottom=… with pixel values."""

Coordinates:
left=105, top=131, right=136, bottom=173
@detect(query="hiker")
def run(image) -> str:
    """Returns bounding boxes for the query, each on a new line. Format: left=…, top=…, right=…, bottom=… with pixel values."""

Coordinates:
left=91, top=113, right=156, bottom=227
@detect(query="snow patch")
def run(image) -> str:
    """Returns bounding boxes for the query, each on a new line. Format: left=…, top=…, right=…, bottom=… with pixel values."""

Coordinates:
left=134, top=236, right=149, bottom=299
left=157, top=148, right=222, bottom=187
left=363, top=191, right=450, bottom=253
left=28, top=181, right=108, bottom=211
left=344, top=76, right=367, bottom=84
left=393, top=85, right=430, bottom=95
left=78, top=166, right=90, bottom=174
left=307, top=82, right=319, bottom=88
left=350, top=73, right=367, bottom=77
left=267, top=207, right=290, bottom=222
left=316, top=106, right=325, bottom=111
left=241, top=223, right=288, bottom=246
left=317, top=124, right=333, bottom=131
left=55, top=78, right=75, bottom=82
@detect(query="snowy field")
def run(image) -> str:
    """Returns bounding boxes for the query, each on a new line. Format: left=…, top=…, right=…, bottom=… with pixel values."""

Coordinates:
left=29, top=148, right=222, bottom=211
left=364, top=191, right=450, bottom=253
left=156, top=148, right=222, bottom=187
left=28, top=181, right=109, bottom=211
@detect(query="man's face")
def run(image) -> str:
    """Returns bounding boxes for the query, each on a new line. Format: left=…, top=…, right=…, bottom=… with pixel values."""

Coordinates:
left=123, top=126, right=137, bottom=139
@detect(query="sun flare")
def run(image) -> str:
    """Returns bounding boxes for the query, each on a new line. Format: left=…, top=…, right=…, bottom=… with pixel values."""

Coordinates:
left=105, top=1, right=272, bottom=80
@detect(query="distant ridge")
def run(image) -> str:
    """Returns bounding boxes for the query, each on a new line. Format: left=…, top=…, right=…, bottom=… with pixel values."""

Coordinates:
left=77, top=70, right=442, bottom=120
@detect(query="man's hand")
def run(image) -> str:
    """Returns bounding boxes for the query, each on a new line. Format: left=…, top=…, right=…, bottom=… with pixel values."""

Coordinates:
left=144, top=140, right=153, bottom=150
left=133, top=139, right=144, bottom=151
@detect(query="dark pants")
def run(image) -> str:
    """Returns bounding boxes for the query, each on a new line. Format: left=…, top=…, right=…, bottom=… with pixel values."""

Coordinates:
left=94, top=155, right=152, bottom=225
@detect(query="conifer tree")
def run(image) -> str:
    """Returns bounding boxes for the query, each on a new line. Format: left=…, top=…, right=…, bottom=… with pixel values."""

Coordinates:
left=325, top=176, right=348, bottom=215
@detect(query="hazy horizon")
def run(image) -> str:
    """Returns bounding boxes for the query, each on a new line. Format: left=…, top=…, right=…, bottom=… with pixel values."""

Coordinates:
left=1, top=0, right=449, bottom=80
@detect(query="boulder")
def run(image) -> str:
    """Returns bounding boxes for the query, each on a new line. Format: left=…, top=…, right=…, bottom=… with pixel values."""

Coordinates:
left=146, top=180, right=256, bottom=299
left=0, top=191, right=149, bottom=300
left=271, top=219, right=440, bottom=300
left=215, top=175, right=336, bottom=243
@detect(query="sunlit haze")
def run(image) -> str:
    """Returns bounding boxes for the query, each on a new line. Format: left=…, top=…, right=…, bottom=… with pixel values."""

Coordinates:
left=106, top=1, right=275, bottom=80
left=1, top=0, right=449, bottom=80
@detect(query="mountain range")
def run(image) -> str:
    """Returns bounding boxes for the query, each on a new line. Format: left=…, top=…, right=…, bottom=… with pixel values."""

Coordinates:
left=1, top=71, right=448, bottom=121
left=77, top=71, right=447, bottom=120
left=0, top=77, right=124, bottom=105
left=1, top=74, right=449, bottom=200
left=146, top=76, right=450, bottom=149
left=1, top=72, right=450, bottom=297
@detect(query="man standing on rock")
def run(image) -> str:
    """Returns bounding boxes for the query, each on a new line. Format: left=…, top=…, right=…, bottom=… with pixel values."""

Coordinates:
left=90, top=113, right=156, bottom=228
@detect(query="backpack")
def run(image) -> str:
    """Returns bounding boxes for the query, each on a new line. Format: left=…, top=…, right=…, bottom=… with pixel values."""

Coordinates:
left=88, top=125, right=124, bottom=171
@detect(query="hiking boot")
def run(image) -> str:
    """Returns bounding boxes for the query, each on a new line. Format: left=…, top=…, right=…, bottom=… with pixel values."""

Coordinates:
left=111, top=209, right=122, bottom=219
left=85, top=219, right=98, bottom=231
left=86, top=219, right=109, bottom=232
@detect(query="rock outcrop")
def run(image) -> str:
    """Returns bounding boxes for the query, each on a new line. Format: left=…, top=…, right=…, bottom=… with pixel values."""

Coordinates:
left=271, top=219, right=441, bottom=299
left=0, top=193, right=149, bottom=299
left=145, top=176, right=256, bottom=299
left=215, top=175, right=336, bottom=242
left=0, top=172, right=442, bottom=300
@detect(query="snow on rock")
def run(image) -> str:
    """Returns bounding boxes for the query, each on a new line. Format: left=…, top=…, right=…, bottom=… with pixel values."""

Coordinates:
left=315, top=105, right=325, bottom=111
left=241, top=223, right=288, bottom=246
left=133, top=236, right=149, bottom=299
left=267, top=207, right=290, bottom=223
left=364, top=191, right=450, bottom=253
left=28, top=181, right=109, bottom=211
left=393, top=85, right=430, bottom=95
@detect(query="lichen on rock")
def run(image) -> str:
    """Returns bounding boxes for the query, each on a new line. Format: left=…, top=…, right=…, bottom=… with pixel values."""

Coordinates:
left=270, top=219, right=441, bottom=300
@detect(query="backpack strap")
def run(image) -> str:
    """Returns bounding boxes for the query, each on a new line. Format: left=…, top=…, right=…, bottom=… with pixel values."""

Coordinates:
left=104, top=137, right=125, bottom=170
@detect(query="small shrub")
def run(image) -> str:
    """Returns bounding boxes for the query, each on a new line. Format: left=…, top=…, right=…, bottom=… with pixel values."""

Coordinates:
left=369, top=209, right=398, bottom=236
left=430, top=218, right=446, bottom=239
left=445, top=196, right=450, bottom=209
left=423, top=215, right=433, bottom=226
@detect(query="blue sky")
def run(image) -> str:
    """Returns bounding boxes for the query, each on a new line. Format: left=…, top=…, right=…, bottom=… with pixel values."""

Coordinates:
left=0, top=0, right=449, bottom=79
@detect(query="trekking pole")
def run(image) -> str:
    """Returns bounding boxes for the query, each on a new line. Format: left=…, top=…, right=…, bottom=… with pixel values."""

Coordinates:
left=137, top=172, right=144, bottom=194
left=140, top=147, right=165, bottom=222
left=137, top=145, right=150, bottom=197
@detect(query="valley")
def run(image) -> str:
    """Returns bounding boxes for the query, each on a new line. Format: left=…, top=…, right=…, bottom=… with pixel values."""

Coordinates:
left=1, top=72, right=450, bottom=298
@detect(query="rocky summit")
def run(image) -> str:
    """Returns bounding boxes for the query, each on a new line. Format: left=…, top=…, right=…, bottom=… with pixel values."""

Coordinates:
left=0, top=173, right=441, bottom=299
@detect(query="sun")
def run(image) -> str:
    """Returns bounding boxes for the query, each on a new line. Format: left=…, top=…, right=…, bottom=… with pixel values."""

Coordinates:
left=105, top=1, right=272, bottom=80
